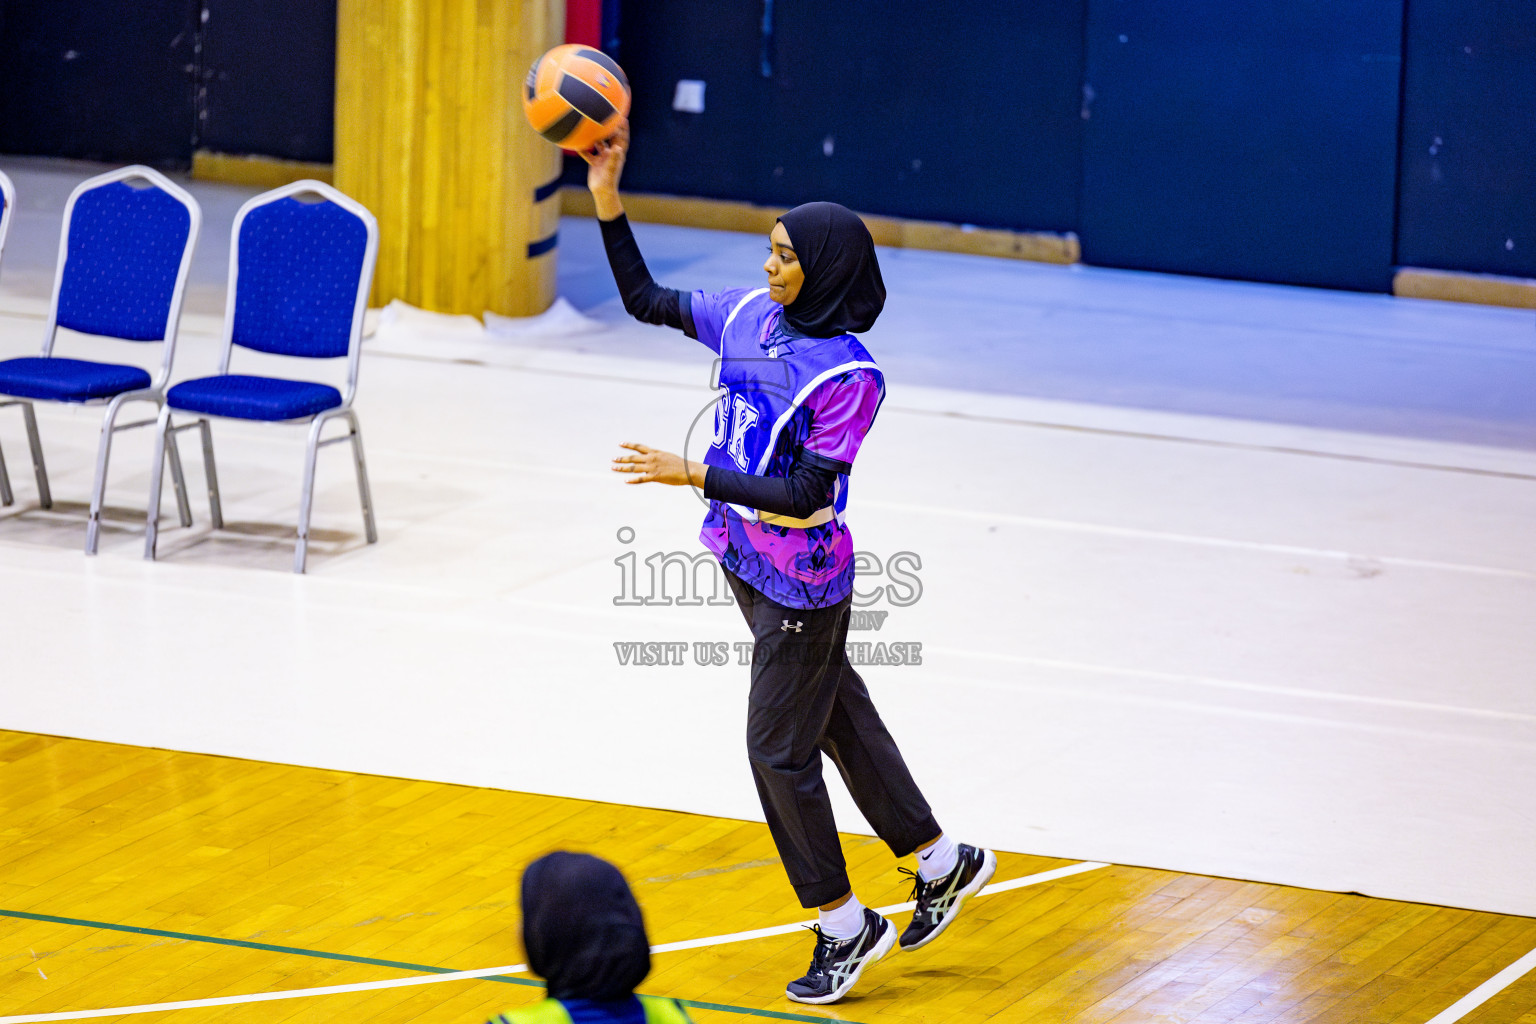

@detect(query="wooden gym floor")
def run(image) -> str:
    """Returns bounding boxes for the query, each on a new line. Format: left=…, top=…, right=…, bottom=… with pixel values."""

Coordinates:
left=1, top=731, right=1534, bottom=1024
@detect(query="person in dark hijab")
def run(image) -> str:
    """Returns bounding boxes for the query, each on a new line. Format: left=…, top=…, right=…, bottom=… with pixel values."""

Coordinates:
left=774, top=201, right=886, bottom=337
left=584, top=120, right=996, bottom=1006
left=488, top=852, right=690, bottom=1024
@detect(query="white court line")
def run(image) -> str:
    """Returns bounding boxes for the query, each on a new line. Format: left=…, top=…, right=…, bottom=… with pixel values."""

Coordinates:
left=1422, top=943, right=1536, bottom=1024
left=649, top=859, right=1109, bottom=955
left=923, top=647, right=1536, bottom=725
left=147, top=430, right=1535, bottom=583
left=0, top=961, right=533, bottom=1024
left=355, top=343, right=1536, bottom=482
left=0, top=861, right=1108, bottom=1024
left=862, top=498, right=1536, bottom=582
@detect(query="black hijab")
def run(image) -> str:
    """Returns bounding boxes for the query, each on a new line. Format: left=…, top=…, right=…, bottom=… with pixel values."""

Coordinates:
left=777, top=202, right=886, bottom=337
left=521, top=852, right=651, bottom=1002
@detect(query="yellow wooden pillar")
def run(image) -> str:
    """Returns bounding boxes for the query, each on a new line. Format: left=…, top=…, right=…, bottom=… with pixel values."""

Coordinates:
left=334, top=0, right=563, bottom=317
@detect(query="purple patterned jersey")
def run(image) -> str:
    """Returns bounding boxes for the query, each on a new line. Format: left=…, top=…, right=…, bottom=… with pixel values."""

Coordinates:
left=690, top=287, right=885, bottom=610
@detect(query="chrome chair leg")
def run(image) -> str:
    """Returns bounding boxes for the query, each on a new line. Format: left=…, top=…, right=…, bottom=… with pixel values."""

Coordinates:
left=198, top=418, right=223, bottom=529
left=21, top=402, right=51, bottom=509
left=164, top=421, right=193, bottom=528
left=346, top=411, right=377, bottom=545
left=0, top=437, right=12, bottom=507
left=294, top=415, right=327, bottom=574
left=85, top=395, right=130, bottom=555
left=144, top=406, right=172, bottom=560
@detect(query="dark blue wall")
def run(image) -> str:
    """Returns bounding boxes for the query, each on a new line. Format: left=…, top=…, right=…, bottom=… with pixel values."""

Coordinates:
left=1078, top=0, right=1404, bottom=292
left=610, top=0, right=769, bottom=202
left=613, top=0, right=1529, bottom=292
left=615, top=0, right=1085, bottom=232
left=1397, top=0, right=1536, bottom=278
left=0, top=0, right=200, bottom=168
left=4, top=0, right=1533, bottom=291
left=0, top=0, right=336, bottom=169
left=198, top=0, right=337, bottom=163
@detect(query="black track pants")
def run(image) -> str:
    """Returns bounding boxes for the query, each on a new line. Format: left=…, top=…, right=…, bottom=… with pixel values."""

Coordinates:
left=725, top=569, right=942, bottom=908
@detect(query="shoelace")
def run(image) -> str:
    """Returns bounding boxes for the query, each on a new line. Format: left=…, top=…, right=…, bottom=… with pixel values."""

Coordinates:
left=898, top=866, right=931, bottom=908
left=803, top=923, right=839, bottom=972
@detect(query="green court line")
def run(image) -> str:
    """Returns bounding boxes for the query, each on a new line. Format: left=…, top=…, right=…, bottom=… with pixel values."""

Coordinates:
left=0, top=907, right=536, bottom=985
left=673, top=999, right=852, bottom=1023
left=0, top=907, right=857, bottom=1024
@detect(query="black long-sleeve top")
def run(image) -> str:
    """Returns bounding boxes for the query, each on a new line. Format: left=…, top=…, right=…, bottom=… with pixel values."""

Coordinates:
left=600, top=214, right=839, bottom=520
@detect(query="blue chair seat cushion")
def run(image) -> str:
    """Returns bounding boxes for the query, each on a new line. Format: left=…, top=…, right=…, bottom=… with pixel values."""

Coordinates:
left=0, top=357, right=152, bottom=402
left=168, top=374, right=342, bottom=422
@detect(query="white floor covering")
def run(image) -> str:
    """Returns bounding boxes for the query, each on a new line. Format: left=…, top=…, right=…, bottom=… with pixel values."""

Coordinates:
left=1, top=158, right=1534, bottom=919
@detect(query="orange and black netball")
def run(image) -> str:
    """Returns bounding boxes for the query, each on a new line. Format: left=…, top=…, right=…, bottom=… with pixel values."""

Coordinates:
left=523, top=43, right=631, bottom=151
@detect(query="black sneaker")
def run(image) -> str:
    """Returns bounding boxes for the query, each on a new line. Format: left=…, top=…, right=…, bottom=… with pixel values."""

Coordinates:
left=898, top=843, right=997, bottom=950
left=785, top=907, right=896, bottom=1004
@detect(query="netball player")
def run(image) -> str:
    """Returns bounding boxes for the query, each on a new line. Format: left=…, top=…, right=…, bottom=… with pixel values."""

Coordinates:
left=586, top=121, right=995, bottom=1005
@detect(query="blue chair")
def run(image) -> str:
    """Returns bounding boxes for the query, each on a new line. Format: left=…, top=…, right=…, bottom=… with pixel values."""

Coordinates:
left=0, top=169, right=14, bottom=507
left=0, top=165, right=200, bottom=551
left=0, top=168, right=13, bottom=265
left=144, top=180, right=379, bottom=573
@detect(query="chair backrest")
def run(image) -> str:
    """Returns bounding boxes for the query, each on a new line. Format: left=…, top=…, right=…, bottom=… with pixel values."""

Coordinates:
left=222, top=180, right=378, bottom=403
left=46, top=166, right=200, bottom=358
left=0, top=169, right=15, bottom=281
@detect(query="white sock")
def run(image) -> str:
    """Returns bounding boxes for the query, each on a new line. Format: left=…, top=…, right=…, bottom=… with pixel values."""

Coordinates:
left=818, top=894, right=866, bottom=940
left=916, top=834, right=959, bottom=881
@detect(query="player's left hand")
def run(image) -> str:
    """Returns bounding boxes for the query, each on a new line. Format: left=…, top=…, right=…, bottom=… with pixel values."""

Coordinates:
left=612, top=442, right=701, bottom=487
